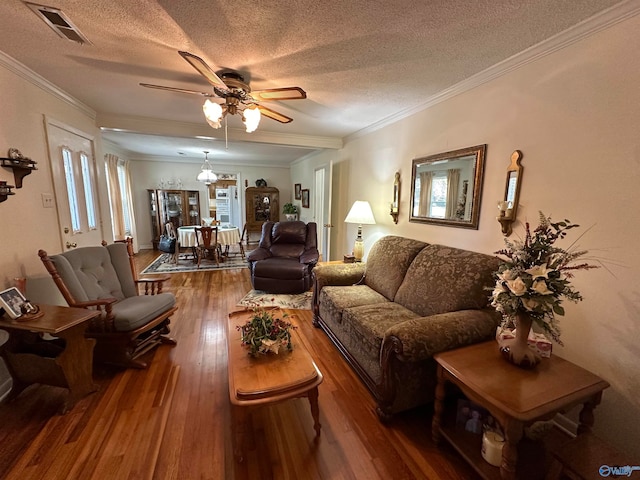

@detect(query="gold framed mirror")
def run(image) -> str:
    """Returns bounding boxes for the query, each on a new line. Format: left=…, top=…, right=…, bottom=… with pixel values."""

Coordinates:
left=409, top=144, right=486, bottom=229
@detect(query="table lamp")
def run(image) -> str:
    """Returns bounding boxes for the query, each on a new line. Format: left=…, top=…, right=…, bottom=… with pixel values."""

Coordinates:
left=344, top=200, right=376, bottom=262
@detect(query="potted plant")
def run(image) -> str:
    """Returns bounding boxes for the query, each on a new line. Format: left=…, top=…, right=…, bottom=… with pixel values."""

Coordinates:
left=283, top=203, right=298, bottom=221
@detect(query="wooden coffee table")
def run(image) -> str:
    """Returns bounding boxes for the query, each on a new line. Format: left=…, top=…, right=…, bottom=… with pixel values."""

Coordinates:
left=226, top=309, right=323, bottom=462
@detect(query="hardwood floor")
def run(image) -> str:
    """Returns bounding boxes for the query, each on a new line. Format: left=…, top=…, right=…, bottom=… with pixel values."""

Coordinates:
left=0, top=249, right=480, bottom=480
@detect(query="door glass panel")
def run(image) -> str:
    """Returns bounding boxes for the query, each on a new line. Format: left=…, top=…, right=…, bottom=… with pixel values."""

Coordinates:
left=62, top=147, right=81, bottom=233
left=80, top=152, right=97, bottom=230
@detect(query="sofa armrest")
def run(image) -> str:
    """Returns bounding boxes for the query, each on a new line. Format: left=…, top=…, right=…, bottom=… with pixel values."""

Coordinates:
left=313, top=262, right=365, bottom=288
left=382, top=309, right=501, bottom=362
left=311, top=262, right=366, bottom=319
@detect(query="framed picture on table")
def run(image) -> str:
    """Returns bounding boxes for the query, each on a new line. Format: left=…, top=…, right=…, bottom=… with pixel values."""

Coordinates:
left=0, top=287, right=27, bottom=319
left=295, top=183, right=302, bottom=200
left=302, top=189, right=310, bottom=208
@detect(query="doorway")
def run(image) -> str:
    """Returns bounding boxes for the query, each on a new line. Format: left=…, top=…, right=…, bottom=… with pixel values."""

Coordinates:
left=314, top=163, right=333, bottom=261
left=45, top=118, right=103, bottom=250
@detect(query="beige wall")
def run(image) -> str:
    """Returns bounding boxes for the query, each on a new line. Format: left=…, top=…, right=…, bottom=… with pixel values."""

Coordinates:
left=0, top=57, right=101, bottom=285
left=304, top=14, right=639, bottom=457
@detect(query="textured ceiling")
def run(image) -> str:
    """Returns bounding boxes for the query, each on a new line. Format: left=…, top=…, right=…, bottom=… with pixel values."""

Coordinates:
left=0, top=0, right=625, bottom=166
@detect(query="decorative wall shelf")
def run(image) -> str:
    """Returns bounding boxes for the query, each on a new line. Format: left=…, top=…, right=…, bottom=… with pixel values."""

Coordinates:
left=1, top=158, right=37, bottom=188
left=0, top=181, right=15, bottom=203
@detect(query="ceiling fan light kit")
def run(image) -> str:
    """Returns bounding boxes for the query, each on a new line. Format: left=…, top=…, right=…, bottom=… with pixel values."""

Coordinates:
left=141, top=51, right=306, bottom=133
left=242, top=106, right=261, bottom=133
left=203, top=99, right=223, bottom=128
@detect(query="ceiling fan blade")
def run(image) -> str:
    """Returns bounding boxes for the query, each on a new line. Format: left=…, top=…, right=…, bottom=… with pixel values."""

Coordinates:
left=257, top=105, right=293, bottom=123
left=251, top=87, right=307, bottom=101
left=178, top=51, right=228, bottom=90
left=139, top=83, right=215, bottom=97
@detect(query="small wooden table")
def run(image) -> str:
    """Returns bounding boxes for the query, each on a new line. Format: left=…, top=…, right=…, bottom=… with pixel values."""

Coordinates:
left=0, top=304, right=100, bottom=413
left=431, top=341, right=609, bottom=480
left=226, top=309, right=323, bottom=462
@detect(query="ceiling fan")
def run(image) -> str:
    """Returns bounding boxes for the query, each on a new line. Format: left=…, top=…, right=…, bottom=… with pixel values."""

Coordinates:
left=140, top=51, right=306, bottom=132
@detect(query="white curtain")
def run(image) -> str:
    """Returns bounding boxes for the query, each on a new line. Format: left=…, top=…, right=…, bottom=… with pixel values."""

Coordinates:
left=445, top=169, right=461, bottom=219
left=105, top=154, right=138, bottom=251
left=105, top=154, right=125, bottom=239
left=418, top=171, right=434, bottom=216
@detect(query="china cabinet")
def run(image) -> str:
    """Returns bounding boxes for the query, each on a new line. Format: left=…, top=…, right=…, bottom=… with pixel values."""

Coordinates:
left=245, top=187, right=279, bottom=241
left=148, top=189, right=200, bottom=249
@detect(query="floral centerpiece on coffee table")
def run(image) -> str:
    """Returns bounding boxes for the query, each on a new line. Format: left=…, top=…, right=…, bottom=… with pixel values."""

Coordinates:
left=237, top=304, right=297, bottom=356
left=489, top=212, right=598, bottom=367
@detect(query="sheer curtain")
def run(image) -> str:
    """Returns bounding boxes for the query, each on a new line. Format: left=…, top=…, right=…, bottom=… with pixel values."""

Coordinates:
left=418, top=171, right=434, bottom=216
left=445, top=169, right=460, bottom=219
left=105, top=154, right=138, bottom=251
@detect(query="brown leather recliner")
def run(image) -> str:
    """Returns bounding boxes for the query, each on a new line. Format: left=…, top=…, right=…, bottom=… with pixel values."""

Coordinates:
left=247, top=221, right=319, bottom=294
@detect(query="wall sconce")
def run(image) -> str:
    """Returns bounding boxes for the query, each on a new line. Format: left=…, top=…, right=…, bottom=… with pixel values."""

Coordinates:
left=390, top=172, right=400, bottom=224
left=497, top=150, right=523, bottom=236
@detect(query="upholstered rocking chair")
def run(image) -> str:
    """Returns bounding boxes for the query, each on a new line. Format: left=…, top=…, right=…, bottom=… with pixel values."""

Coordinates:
left=38, top=238, right=177, bottom=369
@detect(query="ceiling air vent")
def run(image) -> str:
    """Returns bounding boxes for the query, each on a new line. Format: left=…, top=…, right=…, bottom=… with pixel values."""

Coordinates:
left=25, top=2, right=92, bottom=45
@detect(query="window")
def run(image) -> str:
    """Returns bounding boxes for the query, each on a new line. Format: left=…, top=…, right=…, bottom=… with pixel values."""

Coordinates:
left=429, top=174, right=448, bottom=218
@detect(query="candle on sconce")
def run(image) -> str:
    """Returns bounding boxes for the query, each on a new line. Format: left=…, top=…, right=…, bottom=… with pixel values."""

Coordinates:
left=481, top=431, right=504, bottom=467
left=497, top=200, right=509, bottom=217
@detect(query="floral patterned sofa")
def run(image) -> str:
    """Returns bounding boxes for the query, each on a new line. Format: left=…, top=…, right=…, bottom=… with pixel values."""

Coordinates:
left=312, top=235, right=501, bottom=420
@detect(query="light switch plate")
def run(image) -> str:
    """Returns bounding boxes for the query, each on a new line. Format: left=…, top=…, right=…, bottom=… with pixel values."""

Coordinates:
left=42, top=193, right=54, bottom=208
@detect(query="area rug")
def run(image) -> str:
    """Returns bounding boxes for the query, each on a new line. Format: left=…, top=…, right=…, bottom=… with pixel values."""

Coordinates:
left=237, top=289, right=313, bottom=310
left=140, top=253, right=248, bottom=274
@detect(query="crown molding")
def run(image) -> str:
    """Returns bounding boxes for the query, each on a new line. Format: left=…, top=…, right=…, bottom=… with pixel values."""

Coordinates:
left=97, top=113, right=343, bottom=150
left=346, top=0, right=640, bottom=142
left=0, top=51, right=96, bottom=119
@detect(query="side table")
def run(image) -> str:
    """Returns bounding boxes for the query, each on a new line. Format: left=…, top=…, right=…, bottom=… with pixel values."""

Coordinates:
left=0, top=304, right=100, bottom=413
left=431, top=341, right=609, bottom=480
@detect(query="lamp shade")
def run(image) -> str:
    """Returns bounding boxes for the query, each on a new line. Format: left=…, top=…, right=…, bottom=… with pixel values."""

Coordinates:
left=344, top=201, right=376, bottom=225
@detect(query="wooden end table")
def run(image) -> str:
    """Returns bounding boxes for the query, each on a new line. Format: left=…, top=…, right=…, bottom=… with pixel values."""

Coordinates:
left=0, top=304, right=100, bottom=413
left=226, top=309, right=323, bottom=462
left=431, top=341, right=609, bottom=480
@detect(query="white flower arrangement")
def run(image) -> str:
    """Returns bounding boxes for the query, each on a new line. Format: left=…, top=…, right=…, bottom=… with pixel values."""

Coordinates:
left=490, top=212, right=598, bottom=345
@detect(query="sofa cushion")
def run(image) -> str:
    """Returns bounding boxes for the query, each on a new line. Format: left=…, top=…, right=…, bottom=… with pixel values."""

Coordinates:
left=364, top=236, right=428, bottom=301
left=318, top=285, right=388, bottom=325
left=394, top=244, right=499, bottom=317
left=341, top=302, right=420, bottom=383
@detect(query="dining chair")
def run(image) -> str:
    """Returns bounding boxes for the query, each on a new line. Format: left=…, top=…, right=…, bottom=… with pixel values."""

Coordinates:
left=223, top=224, right=246, bottom=260
left=195, top=226, right=221, bottom=268
left=164, top=222, right=179, bottom=264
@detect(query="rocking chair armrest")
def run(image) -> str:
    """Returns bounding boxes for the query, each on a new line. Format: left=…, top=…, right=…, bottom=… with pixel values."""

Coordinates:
left=136, top=276, right=169, bottom=295
left=137, top=275, right=170, bottom=284
left=72, top=297, right=118, bottom=309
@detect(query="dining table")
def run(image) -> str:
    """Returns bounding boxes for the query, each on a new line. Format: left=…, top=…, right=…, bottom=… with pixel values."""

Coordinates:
left=177, top=225, right=241, bottom=248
